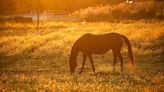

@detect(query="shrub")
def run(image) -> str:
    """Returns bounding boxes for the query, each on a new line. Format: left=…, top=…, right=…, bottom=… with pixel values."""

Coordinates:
left=72, top=1, right=164, bottom=21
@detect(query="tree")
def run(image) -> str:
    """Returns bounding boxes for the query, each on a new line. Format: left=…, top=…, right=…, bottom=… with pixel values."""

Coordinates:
left=0, top=0, right=17, bottom=16
left=30, top=0, right=46, bottom=29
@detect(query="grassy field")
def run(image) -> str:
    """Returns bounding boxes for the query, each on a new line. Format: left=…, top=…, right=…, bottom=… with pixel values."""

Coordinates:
left=0, top=20, right=164, bottom=92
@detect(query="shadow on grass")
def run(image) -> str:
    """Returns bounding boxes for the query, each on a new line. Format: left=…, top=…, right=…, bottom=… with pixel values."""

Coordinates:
left=0, top=54, right=18, bottom=70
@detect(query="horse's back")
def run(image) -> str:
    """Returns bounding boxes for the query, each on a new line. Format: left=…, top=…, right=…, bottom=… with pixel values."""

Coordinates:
left=79, top=33, right=123, bottom=43
left=75, top=33, right=124, bottom=54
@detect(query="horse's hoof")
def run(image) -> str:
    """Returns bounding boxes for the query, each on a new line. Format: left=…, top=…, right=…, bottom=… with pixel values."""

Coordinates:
left=90, top=71, right=96, bottom=75
left=79, top=71, right=83, bottom=74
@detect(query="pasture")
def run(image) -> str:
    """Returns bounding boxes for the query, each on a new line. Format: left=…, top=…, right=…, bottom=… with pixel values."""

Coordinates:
left=0, top=21, right=164, bottom=92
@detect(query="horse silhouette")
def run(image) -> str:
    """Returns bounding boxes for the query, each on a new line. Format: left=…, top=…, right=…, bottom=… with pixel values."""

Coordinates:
left=69, top=33, right=134, bottom=74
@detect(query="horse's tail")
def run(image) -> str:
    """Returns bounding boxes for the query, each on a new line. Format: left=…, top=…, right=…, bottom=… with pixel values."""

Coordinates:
left=122, top=35, right=135, bottom=68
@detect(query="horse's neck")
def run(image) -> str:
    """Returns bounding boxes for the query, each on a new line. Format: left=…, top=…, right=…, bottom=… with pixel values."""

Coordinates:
left=70, top=45, right=79, bottom=61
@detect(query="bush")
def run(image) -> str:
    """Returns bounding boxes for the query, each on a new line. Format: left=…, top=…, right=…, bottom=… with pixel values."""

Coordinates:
left=72, top=1, right=164, bottom=21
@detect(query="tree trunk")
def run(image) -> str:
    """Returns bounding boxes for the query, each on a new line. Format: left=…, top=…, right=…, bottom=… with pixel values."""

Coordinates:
left=37, top=10, right=39, bottom=30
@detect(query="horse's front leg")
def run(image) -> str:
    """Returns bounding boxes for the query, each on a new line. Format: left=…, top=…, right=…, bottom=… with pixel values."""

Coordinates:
left=79, top=53, right=87, bottom=74
left=112, top=50, right=118, bottom=73
left=88, top=54, right=95, bottom=73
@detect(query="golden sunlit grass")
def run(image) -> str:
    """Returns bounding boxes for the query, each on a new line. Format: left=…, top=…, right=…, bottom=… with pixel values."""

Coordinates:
left=0, top=21, right=164, bottom=92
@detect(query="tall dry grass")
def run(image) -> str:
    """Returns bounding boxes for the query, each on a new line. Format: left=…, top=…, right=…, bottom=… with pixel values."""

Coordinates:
left=0, top=21, right=164, bottom=92
left=0, top=21, right=163, bottom=59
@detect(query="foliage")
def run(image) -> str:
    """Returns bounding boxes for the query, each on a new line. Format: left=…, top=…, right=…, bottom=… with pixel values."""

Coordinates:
left=72, top=1, right=164, bottom=21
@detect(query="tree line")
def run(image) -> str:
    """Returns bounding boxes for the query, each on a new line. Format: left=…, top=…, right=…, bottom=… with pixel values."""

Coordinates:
left=1, top=0, right=161, bottom=16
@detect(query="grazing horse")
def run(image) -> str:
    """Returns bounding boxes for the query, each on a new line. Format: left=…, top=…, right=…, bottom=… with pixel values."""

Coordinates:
left=69, top=33, right=134, bottom=74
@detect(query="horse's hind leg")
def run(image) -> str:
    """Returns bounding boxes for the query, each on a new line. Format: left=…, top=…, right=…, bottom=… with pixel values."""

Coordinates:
left=79, top=53, right=87, bottom=74
left=88, top=54, right=95, bottom=73
left=118, top=52, right=123, bottom=72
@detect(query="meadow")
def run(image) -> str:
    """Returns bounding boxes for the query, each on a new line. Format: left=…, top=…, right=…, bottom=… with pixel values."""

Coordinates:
left=0, top=20, right=164, bottom=92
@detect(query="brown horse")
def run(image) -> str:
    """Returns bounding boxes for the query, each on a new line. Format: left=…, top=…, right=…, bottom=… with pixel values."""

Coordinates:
left=69, top=33, right=134, bottom=74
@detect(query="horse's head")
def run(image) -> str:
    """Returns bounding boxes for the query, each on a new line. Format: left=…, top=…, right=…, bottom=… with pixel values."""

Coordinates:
left=69, top=57, right=77, bottom=75
left=69, top=40, right=79, bottom=75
